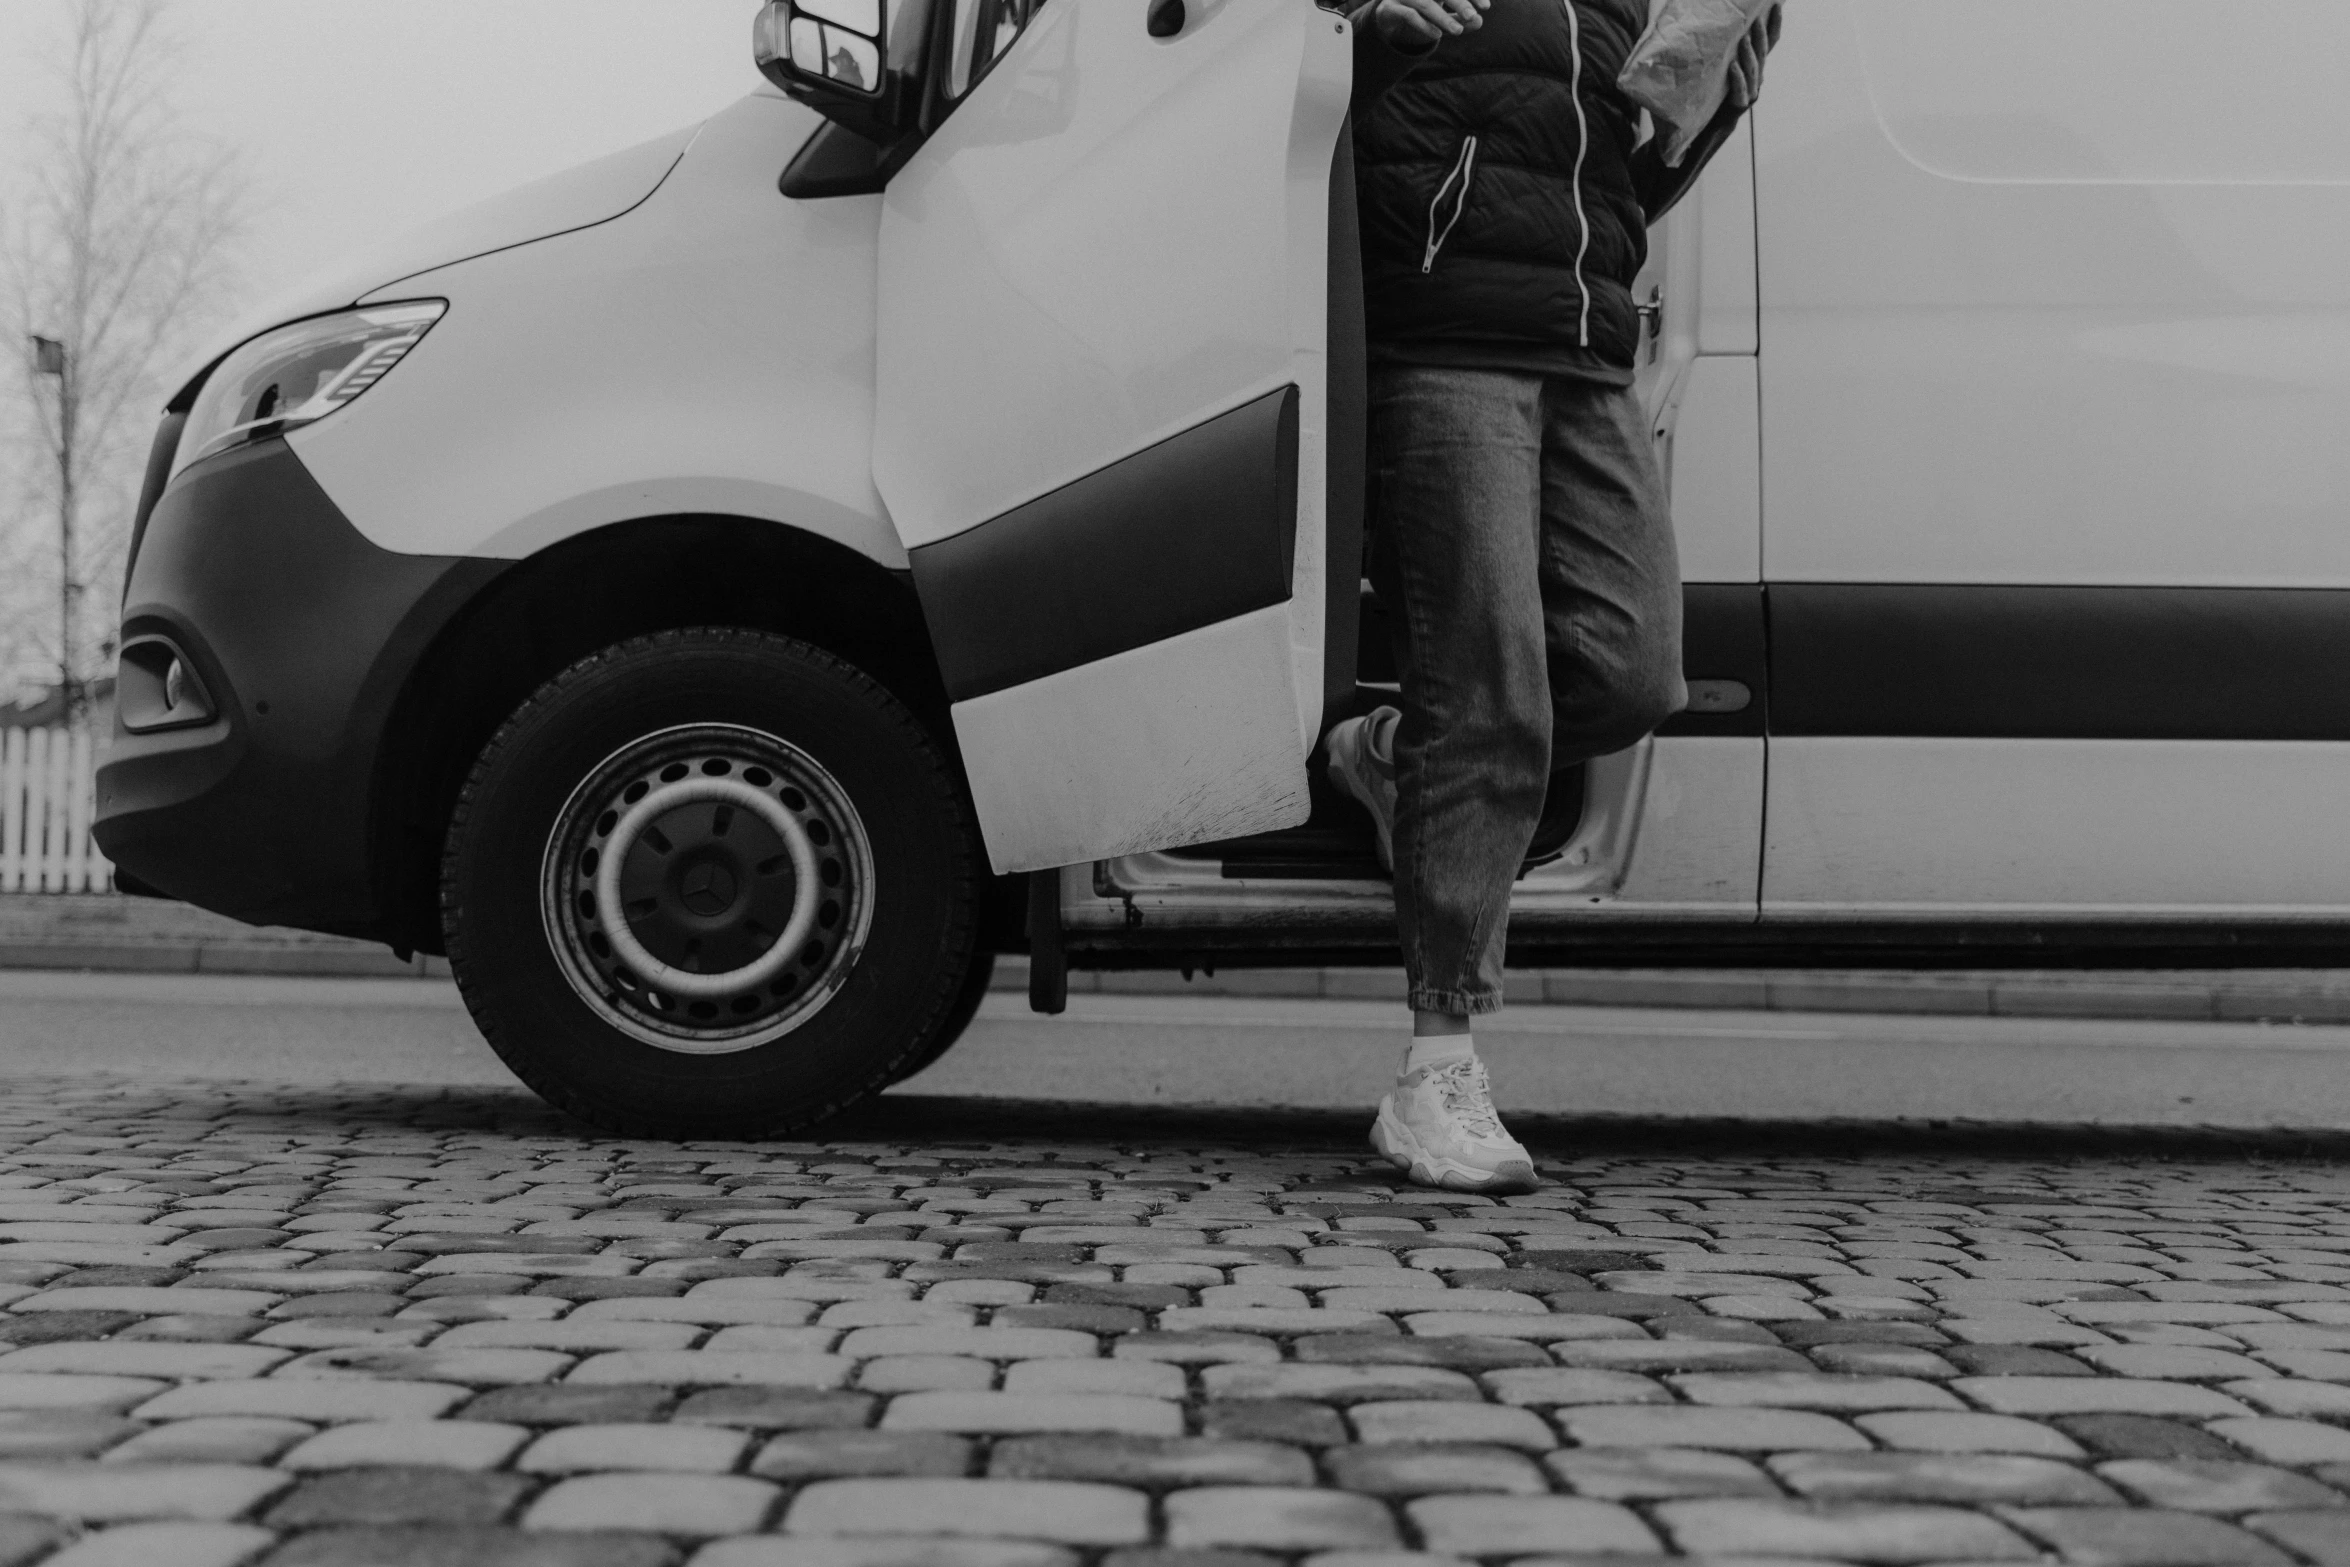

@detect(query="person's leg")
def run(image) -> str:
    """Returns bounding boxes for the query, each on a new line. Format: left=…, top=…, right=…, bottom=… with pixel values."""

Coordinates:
left=1374, top=367, right=1552, bottom=1011
left=1538, top=378, right=1687, bottom=775
left=1335, top=364, right=1550, bottom=1192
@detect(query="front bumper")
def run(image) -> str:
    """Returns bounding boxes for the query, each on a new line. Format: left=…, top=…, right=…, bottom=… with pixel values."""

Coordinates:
left=94, top=438, right=502, bottom=936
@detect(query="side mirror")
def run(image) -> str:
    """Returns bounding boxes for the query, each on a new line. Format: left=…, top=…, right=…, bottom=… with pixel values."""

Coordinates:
left=754, top=0, right=909, bottom=144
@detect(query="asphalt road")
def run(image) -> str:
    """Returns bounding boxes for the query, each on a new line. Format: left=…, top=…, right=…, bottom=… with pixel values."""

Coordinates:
left=3, top=969, right=2349, bottom=1131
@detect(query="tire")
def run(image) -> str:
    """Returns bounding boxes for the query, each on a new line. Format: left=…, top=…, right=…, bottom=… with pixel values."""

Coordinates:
left=886, top=951, right=996, bottom=1086
left=440, top=628, right=984, bottom=1138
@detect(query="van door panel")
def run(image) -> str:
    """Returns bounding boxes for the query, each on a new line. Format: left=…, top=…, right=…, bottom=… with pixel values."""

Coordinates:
left=874, top=0, right=1350, bottom=873
left=1757, top=0, right=2350, bottom=914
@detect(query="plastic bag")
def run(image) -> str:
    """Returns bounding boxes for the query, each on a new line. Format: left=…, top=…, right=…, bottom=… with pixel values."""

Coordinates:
left=1617, top=0, right=1778, bottom=166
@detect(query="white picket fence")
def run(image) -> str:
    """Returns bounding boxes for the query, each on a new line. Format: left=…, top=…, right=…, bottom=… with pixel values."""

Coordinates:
left=0, top=727, right=113, bottom=893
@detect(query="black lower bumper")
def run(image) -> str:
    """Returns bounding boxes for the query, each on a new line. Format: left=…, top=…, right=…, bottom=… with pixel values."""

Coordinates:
left=94, top=438, right=502, bottom=936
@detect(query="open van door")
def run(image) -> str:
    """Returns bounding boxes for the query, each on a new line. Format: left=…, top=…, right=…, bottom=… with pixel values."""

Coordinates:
left=871, top=0, right=1352, bottom=874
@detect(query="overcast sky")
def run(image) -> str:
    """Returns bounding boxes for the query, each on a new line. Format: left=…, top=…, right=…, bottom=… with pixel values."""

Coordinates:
left=0, top=0, right=762, bottom=332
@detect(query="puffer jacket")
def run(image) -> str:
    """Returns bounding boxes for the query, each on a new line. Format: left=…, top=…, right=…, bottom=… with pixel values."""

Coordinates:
left=1354, top=0, right=1654, bottom=373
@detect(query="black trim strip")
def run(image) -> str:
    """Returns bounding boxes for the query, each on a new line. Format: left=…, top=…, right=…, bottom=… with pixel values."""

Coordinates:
left=1659, top=583, right=1767, bottom=738
left=1772, top=584, right=2350, bottom=740
left=1358, top=582, right=1767, bottom=737
left=912, top=386, right=1299, bottom=704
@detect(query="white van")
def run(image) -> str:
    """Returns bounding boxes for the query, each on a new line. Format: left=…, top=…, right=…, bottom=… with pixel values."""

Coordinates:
left=96, top=0, right=2350, bottom=1135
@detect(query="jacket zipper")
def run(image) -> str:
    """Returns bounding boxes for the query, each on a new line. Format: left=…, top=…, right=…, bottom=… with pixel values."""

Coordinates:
left=1561, top=0, right=1592, bottom=345
left=1420, top=135, right=1479, bottom=274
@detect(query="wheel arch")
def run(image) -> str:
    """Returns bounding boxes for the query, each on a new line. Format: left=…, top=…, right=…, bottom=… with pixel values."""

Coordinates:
left=370, top=513, right=950, bottom=955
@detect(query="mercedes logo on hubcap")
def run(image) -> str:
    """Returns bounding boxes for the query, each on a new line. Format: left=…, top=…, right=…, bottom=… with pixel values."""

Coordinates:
left=679, top=860, right=739, bottom=918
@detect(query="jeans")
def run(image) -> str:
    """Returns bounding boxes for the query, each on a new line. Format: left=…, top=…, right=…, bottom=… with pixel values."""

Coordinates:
left=1367, top=365, right=1686, bottom=1015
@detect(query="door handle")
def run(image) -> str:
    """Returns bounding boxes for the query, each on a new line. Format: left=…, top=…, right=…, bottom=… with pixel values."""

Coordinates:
left=1636, top=285, right=1664, bottom=361
left=1148, top=0, right=1185, bottom=36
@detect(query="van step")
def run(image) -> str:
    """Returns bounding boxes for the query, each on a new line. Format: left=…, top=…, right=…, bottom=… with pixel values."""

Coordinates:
left=1166, top=755, right=1587, bottom=882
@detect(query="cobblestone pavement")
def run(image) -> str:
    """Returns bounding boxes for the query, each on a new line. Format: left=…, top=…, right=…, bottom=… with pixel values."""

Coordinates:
left=0, top=1081, right=2348, bottom=1564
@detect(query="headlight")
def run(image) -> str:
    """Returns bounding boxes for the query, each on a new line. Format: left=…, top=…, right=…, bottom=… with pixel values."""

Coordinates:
left=172, top=300, right=445, bottom=480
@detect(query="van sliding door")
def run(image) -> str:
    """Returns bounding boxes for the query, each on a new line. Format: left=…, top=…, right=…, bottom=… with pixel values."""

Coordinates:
left=1757, top=0, right=2350, bottom=918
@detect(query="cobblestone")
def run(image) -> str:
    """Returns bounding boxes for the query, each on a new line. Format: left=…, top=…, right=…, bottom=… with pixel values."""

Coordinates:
left=1410, top=1494, right=1656, bottom=1553
left=2215, top=1417, right=2350, bottom=1464
left=0, top=1460, right=290, bottom=1521
left=520, top=1421, right=749, bottom=1473
left=788, top=1478, right=1147, bottom=1545
left=1770, top=1450, right=2120, bottom=1503
left=2004, top=1506, right=2298, bottom=1566
left=1339, top=1399, right=1548, bottom=1450
left=1658, top=1497, right=2036, bottom=1560
left=279, top=1419, right=528, bottom=1471
left=878, top=1393, right=1181, bottom=1436
left=1544, top=1444, right=1777, bottom=1498
left=264, top=1466, right=533, bottom=1528
left=696, top=1543, right=1072, bottom=1567
left=2100, top=1457, right=2345, bottom=1512
left=989, top=1435, right=1311, bottom=1487
left=1321, top=1443, right=1547, bottom=1495
left=1855, top=1409, right=2089, bottom=1455
left=1163, top=1488, right=1396, bottom=1551
left=526, top=1472, right=780, bottom=1536
left=0, top=1080, right=2349, bottom=1562
left=1556, top=1404, right=1872, bottom=1450
left=100, top=1416, right=309, bottom=1464
left=135, top=1379, right=466, bottom=1423
left=2250, top=1511, right=2350, bottom=1567
left=37, top=1523, right=274, bottom=1567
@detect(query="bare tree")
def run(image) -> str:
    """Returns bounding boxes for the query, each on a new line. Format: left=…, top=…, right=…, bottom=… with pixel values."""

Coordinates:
left=2, top=0, right=247, bottom=720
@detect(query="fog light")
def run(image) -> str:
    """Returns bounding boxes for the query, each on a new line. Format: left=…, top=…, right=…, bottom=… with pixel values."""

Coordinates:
left=118, top=636, right=216, bottom=732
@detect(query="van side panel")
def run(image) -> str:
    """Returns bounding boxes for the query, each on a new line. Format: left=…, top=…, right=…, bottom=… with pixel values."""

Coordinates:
left=290, top=93, right=901, bottom=569
left=1757, top=0, right=2350, bottom=588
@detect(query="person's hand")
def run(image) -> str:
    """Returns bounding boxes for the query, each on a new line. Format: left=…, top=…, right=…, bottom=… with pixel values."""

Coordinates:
left=1373, top=0, right=1487, bottom=49
left=1724, top=2, right=1782, bottom=110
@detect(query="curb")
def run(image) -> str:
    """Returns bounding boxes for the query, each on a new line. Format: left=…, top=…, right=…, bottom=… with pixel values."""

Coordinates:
left=8, top=894, right=2350, bottom=1023
left=0, top=894, right=447, bottom=979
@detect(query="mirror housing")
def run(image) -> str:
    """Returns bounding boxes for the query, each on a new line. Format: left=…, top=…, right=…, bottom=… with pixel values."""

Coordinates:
left=755, top=0, right=912, bottom=146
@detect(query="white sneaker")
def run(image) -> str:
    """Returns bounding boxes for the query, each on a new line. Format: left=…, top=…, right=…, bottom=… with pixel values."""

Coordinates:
left=1371, top=1057, right=1539, bottom=1194
left=1325, top=707, right=1399, bottom=873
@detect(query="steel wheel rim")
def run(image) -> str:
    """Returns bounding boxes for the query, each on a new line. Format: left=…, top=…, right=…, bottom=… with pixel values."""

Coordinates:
left=540, top=723, right=875, bottom=1054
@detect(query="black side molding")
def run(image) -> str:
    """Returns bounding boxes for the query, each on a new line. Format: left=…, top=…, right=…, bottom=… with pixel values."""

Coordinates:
left=1658, top=583, right=1767, bottom=738
left=1772, top=583, right=2350, bottom=740
left=912, top=386, right=1300, bottom=703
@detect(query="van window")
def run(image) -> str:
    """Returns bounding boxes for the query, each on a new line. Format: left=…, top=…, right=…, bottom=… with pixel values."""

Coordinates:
left=946, top=0, right=1046, bottom=99
left=1853, top=0, right=2350, bottom=185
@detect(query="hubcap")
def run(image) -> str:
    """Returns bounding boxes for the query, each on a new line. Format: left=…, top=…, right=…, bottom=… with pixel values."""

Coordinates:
left=540, top=724, right=875, bottom=1054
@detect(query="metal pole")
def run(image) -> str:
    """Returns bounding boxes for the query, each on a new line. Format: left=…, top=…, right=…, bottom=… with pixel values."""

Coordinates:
left=28, top=337, right=74, bottom=724
left=57, top=349, right=76, bottom=726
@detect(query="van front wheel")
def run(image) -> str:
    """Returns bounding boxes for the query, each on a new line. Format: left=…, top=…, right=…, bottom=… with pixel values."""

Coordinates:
left=440, top=628, right=983, bottom=1138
